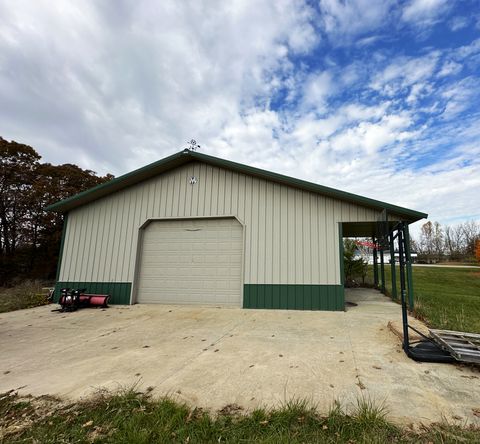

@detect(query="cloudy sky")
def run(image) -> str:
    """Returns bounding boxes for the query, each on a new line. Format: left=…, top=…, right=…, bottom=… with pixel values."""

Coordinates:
left=1, top=0, right=479, bottom=234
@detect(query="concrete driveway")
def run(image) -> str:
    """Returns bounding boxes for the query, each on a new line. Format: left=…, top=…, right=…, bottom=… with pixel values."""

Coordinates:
left=1, top=288, right=479, bottom=425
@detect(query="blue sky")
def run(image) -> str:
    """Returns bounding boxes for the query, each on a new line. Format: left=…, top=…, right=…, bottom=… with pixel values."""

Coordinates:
left=0, top=0, right=479, bottom=235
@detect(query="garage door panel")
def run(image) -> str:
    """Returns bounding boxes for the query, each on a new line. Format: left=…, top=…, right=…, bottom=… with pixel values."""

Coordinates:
left=141, top=261, right=241, bottom=271
left=136, top=218, right=243, bottom=306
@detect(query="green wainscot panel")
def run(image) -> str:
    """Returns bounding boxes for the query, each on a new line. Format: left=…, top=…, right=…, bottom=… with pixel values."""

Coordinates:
left=243, top=284, right=345, bottom=311
left=54, top=282, right=132, bottom=305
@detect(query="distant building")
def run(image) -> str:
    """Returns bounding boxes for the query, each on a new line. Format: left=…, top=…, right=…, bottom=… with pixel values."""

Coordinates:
left=356, top=251, right=418, bottom=264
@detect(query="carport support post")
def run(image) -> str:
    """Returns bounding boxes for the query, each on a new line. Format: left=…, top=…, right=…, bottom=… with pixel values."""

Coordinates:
left=380, top=248, right=385, bottom=294
left=397, top=224, right=409, bottom=351
left=389, top=233, right=397, bottom=300
left=403, top=223, right=414, bottom=310
left=373, top=236, right=379, bottom=288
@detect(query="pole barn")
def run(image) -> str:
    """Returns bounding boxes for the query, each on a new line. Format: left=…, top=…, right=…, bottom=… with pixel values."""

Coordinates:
left=47, top=150, right=426, bottom=310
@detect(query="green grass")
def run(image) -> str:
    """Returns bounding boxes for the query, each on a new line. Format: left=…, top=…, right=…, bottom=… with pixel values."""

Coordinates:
left=365, top=265, right=480, bottom=333
left=0, top=280, right=51, bottom=313
left=1, top=389, right=479, bottom=443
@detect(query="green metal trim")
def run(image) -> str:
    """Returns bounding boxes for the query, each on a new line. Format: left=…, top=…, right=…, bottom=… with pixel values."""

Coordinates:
left=55, top=214, right=68, bottom=281
left=373, top=237, right=379, bottom=288
left=54, top=282, right=132, bottom=305
left=380, top=249, right=386, bottom=294
left=338, top=223, right=345, bottom=306
left=389, top=233, right=397, bottom=300
left=243, top=284, right=344, bottom=311
left=403, top=224, right=414, bottom=309
left=339, top=223, right=345, bottom=285
left=46, top=150, right=427, bottom=221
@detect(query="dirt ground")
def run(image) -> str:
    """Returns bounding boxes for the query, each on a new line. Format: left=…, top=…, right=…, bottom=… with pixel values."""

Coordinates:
left=1, top=288, right=479, bottom=425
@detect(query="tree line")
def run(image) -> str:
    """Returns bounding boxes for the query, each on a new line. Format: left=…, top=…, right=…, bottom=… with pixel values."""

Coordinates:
left=0, top=137, right=113, bottom=286
left=412, top=220, right=480, bottom=263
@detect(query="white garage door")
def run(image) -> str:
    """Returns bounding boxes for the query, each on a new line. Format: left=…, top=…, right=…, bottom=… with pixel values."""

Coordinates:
left=136, top=218, right=243, bottom=305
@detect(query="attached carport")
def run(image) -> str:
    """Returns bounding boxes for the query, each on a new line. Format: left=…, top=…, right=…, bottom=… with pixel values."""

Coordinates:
left=341, top=218, right=415, bottom=309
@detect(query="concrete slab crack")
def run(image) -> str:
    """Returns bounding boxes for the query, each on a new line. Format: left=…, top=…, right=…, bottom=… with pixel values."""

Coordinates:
left=154, top=317, right=249, bottom=387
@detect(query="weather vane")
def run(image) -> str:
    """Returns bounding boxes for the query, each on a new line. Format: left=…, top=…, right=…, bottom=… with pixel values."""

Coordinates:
left=186, top=139, right=201, bottom=151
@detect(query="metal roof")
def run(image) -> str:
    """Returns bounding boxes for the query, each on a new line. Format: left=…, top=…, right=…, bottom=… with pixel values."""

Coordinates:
left=46, top=149, right=427, bottom=221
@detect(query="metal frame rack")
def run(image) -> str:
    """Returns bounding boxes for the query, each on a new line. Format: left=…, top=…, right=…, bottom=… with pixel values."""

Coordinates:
left=376, top=219, right=479, bottom=364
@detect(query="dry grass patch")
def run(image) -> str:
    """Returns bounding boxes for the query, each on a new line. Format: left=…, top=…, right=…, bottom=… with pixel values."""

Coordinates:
left=0, top=280, right=51, bottom=313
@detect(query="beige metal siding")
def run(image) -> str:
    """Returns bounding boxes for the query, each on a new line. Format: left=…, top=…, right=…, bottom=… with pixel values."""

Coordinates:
left=59, top=161, right=382, bottom=290
left=136, top=218, right=243, bottom=305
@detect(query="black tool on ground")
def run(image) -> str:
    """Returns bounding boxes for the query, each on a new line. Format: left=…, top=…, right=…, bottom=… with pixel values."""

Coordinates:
left=58, top=287, right=86, bottom=312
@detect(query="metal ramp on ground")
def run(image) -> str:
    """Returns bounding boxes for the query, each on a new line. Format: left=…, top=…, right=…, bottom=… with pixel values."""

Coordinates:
left=429, top=329, right=480, bottom=364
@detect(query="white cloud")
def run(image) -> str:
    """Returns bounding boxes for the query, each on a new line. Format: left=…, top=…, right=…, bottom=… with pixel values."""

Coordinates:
left=402, top=0, right=450, bottom=26
left=437, top=60, right=462, bottom=77
left=288, top=102, right=390, bottom=151
left=337, top=61, right=366, bottom=86
left=291, top=114, right=343, bottom=145
left=319, top=0, right=395, bottom=41
left=440, top=77, right=479, bottom=118
left=328, top=113, right=414, bottom=155
left=406, top=82, right=432, bottom=103
left=0, top=0, right=319, bottom=172
left=341, top=103, right=389, bottom=121
left=455, top=38, right=480, bottom=59
left=449, top=16, right=469, bottom=31
left=370, top=52, right=440, bottom=95
left=356, top=35, right=382, bottom=47
left=301, top=71, right=334, bottom=112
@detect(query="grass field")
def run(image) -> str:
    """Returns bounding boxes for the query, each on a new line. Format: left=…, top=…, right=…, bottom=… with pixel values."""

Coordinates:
left=1, top=389, right=479, bottom=443
left=365, top=265, right=480, bottom=334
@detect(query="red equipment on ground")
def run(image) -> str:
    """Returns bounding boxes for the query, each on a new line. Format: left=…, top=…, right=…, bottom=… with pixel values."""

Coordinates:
left=58, top=288, right=110, bottom=312
left=79, top=294, right=110, bottom=307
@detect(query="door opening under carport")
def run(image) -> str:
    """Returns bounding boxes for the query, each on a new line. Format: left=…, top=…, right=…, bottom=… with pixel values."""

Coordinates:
left=340, top=218, right=414, bottom=309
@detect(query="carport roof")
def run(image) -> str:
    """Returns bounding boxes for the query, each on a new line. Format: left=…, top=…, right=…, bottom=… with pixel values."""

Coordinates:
left=342, top=221, right=400, bottom=238
left=46, top=150, right=427, bottom=222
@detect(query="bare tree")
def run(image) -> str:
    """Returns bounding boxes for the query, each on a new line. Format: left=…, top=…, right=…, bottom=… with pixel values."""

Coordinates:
left=416, top=219, right=480, bottom=263
left=444, top=225, right=464, bottom=259
left=462, top=221, right=480, bottom=256
left=419, top=221, right=434, bottom=260
left=432, top=221, right=444, bottom=259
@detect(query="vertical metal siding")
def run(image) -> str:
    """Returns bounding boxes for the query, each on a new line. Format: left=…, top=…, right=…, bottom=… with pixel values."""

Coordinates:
left=59, top=161, right=382, bottom=286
